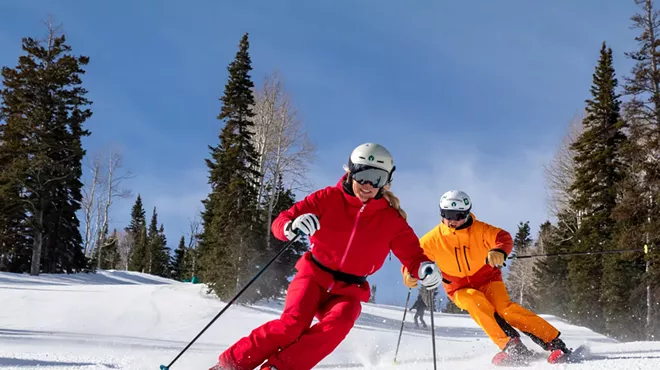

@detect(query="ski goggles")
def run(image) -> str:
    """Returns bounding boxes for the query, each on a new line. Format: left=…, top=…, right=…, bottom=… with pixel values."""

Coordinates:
left=440, top=208, right=470, bottom=221
left=350, top=166, right=391, bottom=188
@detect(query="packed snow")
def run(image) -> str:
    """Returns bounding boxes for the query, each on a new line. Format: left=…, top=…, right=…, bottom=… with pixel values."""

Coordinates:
left=1, top=270, right=659, bottom=369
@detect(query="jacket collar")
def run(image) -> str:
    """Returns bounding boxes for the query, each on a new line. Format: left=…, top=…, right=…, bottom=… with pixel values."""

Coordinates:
left=439, top=213, right=476, bottom=234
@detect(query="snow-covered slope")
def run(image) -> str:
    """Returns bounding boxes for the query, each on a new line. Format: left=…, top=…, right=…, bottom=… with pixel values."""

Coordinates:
left=1, top=270, right=659, bottom=369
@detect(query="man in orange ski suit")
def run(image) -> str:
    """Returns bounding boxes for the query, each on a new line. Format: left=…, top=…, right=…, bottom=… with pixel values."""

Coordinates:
left=402, top=190, right=570, bottom=362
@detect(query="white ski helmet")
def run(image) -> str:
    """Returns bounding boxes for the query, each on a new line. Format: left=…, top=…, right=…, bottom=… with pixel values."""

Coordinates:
left=439, top=190, right=472, bottom=220
left=345, top=143, right=395, bottom=188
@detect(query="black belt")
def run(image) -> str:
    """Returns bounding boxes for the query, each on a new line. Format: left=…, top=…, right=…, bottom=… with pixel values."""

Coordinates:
left=311, top=255, right=368, bottom=285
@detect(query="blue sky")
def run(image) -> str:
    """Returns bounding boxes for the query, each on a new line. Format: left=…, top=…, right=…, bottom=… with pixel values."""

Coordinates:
left=0, top=0, right=643, bottom=306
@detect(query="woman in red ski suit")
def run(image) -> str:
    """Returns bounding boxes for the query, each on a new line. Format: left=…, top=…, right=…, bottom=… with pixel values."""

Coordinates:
left=211, top=143, right=442, bottom=370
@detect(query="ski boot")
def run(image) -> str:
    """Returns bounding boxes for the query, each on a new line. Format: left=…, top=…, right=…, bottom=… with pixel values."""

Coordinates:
left=546, top=337, right=590, bottom=364
left=546, top=337, right=570, bottom=363
left=492, top=337, right=538, bottom=366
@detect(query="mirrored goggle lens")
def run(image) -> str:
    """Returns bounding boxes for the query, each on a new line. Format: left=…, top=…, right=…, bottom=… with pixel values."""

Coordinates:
left=351, top=168, right=389, bottom=188
left=441, top=209, right=469, bottom=221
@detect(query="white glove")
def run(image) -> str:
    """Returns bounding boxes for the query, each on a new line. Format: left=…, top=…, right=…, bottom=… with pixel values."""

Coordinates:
left=284, top=213, right=320, bottom=240
left=418, top=262, right=441, bottom=290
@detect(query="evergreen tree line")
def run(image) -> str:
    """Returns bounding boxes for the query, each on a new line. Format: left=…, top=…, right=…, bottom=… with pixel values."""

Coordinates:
left=505, top=0, right=660, bottom=342
left=93, top=194, right=188, bottom=281
left=0, top=18, right=314, bottom=295
left=0, top=20, right=191, bottom=279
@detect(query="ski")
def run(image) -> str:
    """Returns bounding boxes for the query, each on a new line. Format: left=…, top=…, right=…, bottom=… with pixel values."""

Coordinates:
left=547, top=344, right=591, bottom=364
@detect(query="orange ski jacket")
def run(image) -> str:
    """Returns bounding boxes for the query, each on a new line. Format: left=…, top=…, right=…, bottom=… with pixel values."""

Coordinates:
left=414, top=214, right=513, bottom=297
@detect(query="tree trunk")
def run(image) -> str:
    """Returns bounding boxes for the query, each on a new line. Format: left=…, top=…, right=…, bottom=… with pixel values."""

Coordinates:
left=647, top=192, right=653, bottom=340
left=97, top=242, right=103, bottom=269
left=265, top=114, right=286, bottom=247
left=82, top=158, right=101, bottom=256
left=30, top=208, right=44, bottom=276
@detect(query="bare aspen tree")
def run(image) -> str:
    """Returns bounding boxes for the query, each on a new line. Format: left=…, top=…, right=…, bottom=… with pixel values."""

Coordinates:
left=84, top=148, right=133, bottom=262
left=93, top=193, right=105, bottom=254
left=116, top=230, right=135, bottom=271
left=82, top=154, right=102, bottom=256
left=252, top=73, right=279, bottom=206
left=543, top=111, right=585, bottom=239
left=544, top=111, right=584, bottom=216
left=93, top=148, right=133, bottom=259
left=96, top=232, right=118, bottom=269
left=250, top=71, right=316, bottom=243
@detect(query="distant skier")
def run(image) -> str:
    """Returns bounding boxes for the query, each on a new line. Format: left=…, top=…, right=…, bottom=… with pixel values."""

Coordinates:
left=401, top=190, right=573, bottom=365
left=409, top=288, right=429, bottom=330
left=209, top=143, right=442, bottom=370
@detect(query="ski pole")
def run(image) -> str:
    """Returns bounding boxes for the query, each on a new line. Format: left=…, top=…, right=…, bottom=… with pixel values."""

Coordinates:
left=160, top=233, right=302, bottom=370
left=393, top=288, right=412, bottom=364
left=509, top=247, right=646, bottom=260
left=428, top=288, right=437, bottom=370
left=486, top=247, right=647, bottom=267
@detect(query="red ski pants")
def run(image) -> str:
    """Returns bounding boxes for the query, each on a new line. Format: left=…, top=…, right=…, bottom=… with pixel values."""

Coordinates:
left=218, top=274, right=362, bottom=370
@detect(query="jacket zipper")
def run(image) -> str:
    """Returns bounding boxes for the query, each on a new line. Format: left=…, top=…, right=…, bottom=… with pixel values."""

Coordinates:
left=328, top=203, right=366, bottom=292
left=454, top=231, right=472, bottom=285
left=454, top=247, right=462, bottom=272
left=463, top=245, right=471, bottom=271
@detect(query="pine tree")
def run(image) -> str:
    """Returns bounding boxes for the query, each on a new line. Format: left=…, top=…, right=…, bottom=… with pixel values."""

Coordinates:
left=171, top=235, right=187, bottom=281
left=0, top=177, right=31, bottom=272
left=617, top=0, right=660, bottom=339
left=0, top=20, right=92, bottom=275
left=153, top=224, right=170, bottom=277
left=127, top=195, right=147, bottom=272
left=146, top=207, right=159, bottom=274
left=533, top=219, right=571, bottom=319
left=506, top=221, right=536, bottom=308
left=198, top=33, right=263, bottom=300
left=565, top=42, right=627, bottom=333
left=139, top=207, right=170, bottom=277
left=42, top=186, right=88, bottom=273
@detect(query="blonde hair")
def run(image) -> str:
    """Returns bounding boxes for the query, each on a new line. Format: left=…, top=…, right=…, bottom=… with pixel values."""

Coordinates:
left=382, top=184, right=407, bottom=220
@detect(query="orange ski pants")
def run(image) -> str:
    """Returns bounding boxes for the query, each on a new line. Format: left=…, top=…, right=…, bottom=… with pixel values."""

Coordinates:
left=452, top=281, right=559, bottom=350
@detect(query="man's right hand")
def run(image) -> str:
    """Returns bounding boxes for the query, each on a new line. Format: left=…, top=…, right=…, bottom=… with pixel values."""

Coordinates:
left=402, top=267, right=419, bottom=288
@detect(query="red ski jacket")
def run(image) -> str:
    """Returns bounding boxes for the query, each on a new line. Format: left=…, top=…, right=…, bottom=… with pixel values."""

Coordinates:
left=271, top=174, right=431, bottom=302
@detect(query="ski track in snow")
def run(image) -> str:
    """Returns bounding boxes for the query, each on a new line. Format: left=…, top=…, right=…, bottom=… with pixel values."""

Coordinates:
left=1, top=270, right=659, bottom=369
